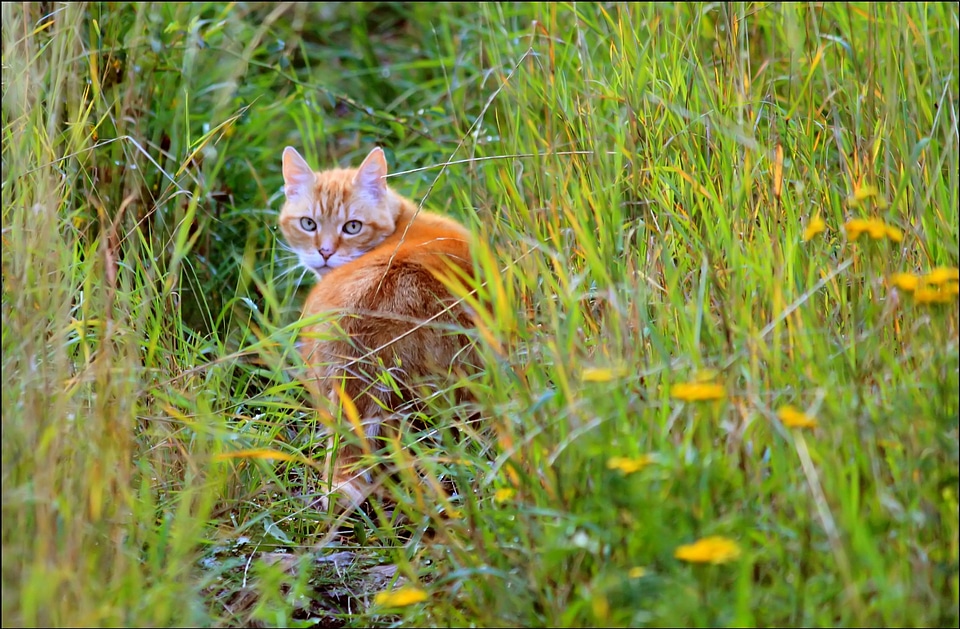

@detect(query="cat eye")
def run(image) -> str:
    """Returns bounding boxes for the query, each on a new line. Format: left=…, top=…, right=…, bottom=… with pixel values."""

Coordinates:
left=343, top=220, right=363, bottom=235
left=300, top=217, right=317, bottom=232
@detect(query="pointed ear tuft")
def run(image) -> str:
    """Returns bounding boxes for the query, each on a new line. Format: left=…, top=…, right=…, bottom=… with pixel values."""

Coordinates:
left=354, top=147, right=388, bottom=201
left=282, top=146, right=314, bottom=199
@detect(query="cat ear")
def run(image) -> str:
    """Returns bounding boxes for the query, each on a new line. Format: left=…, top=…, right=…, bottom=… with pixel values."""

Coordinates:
left=354, top=147, right=388, bottom=202
left=282, top=146, right=314, bottom=199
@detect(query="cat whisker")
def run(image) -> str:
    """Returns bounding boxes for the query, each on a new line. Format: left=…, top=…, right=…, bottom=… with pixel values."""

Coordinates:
left=273, top=261, right=314, bottom=285
left=294, top=265, right=310, bottom=289
left=267, top=249, right=298, bottom=262
left=273, top=256, right=301, bottom=271
left=273, top=265, right=301, bottom=281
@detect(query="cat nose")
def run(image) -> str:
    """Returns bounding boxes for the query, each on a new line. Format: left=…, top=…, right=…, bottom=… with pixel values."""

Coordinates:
left=318, top=248, right=334, bottom=260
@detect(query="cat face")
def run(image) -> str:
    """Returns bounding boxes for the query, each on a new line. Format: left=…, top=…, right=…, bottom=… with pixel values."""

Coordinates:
left=279, top=147, right=402, bottom=276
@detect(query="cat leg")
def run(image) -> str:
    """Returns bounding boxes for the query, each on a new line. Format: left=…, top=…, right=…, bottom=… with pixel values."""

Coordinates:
left=321, top=415, right=385, bottom=513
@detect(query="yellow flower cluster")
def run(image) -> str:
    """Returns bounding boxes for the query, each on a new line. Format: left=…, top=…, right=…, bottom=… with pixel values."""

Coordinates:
left=889, top=267, right=960, bottom=305
left=926, top=267, right=960, bottom=284
left=581, top=366, right=630, bottom=382
left=674, top=536, right=742, bottom=564
left=671, top=381, right=725, bottom=402
left=844, top=218, right=903, bottom=242
left=374, top=586, right=428, bottom=608
left=776, top=405, right=818, bottom=429
left=607, top=455, right=654, bottom=474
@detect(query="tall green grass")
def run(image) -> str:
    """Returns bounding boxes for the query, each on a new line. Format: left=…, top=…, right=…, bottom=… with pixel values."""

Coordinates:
left=3, top=2, right=957, bottom=627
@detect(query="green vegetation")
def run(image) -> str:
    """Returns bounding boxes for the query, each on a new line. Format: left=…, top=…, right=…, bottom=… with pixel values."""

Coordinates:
left=3, top=2, right=958, bottom=627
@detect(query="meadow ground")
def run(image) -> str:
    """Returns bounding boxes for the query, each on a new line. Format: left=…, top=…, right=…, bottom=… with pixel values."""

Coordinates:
left=2, top=2, right=958, bottom=627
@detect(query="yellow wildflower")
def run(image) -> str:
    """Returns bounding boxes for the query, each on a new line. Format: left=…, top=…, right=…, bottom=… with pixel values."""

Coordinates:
left=844, top=218, right=870, bottom=240
left=883, top=224, right=903, bottom=242
left=802, top=216, right=826, bottom=242
left=628, top=566, right=647, bottom=579
left=494, top=488, right=515, bottom=503
left=844, top=218, right=902, bottom=242
left=674, top=536, right=742, bottom=564
left=374, top=586, right=429, bottom=608
left=607, top=455, right=654, bottom=475
left=889, top=273, right=920, bottom=292
left=865, top=221, right=887, bottom=239
left=776, top=405, right=818, bottom=429
left=913, top=288, right=956, bottom=305
left=924, top=267, right=960, bottom=285
left=581, top=366, right=630, bottom=382
left=671, top=382, right=725, bottom=402
left=890, top=269, right=959, bottom=304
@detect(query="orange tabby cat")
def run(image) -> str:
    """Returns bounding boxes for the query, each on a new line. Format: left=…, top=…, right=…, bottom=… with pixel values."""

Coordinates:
left=279, top=146, right=476, bottom=512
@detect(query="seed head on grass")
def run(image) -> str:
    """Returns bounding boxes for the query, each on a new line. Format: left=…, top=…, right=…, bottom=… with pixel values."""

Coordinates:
left=776, top=405, right=818, bottom=429
left=845, top=184, right=888, bottom=209
left=373, top=586, right=429, bottom=608
left=606, top=455, right=654, bottom=474
left=674, top=536, right=742, bottom=564
left=670, top=382, right=725, bottom=402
